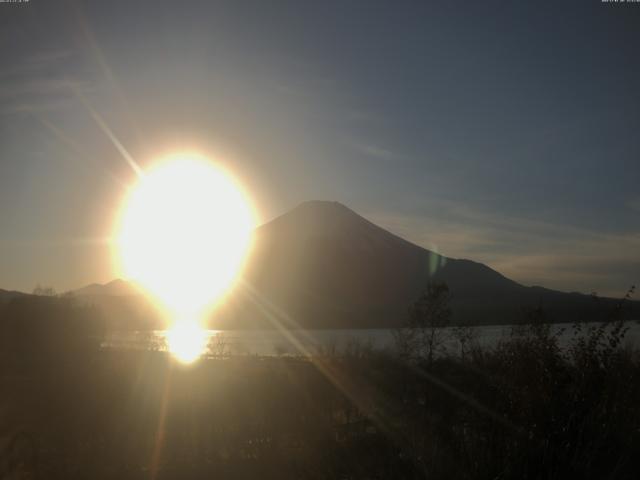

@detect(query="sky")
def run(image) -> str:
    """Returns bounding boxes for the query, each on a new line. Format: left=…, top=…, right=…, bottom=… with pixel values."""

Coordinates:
left=0, top=0, right=638, bottom=296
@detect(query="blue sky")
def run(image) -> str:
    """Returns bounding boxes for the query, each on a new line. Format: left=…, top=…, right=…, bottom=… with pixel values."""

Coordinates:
left=0, top=0, right=638, bottom=295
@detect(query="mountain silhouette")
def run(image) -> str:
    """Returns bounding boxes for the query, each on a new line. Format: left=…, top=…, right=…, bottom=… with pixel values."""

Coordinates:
left=73, top=201, right=634, bottom=329
left=216, top=201, right=630, bottom=328
left=73, top=279, right=140, bottom=297
left=0, top=288, right=30, bottom=306
left=71, top=280, right=161, bottom=330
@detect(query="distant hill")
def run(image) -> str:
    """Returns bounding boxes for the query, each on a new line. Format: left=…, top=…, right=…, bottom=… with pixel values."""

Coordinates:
left=70, top=201, right=636, bottom=329
left=70, top=280, right=162, bottom=330
left=0, top=289, right=30, bottom=306
left=73, top=279, right=141, bottom=297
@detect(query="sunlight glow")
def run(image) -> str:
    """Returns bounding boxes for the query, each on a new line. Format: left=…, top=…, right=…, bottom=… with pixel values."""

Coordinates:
left=114, top=153, right=255, bottom=363
left=165, top=322, right=207, bottom=364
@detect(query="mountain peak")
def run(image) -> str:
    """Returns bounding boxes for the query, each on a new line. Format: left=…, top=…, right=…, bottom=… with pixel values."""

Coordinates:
left=73, top=278, right=138, bottom=296
left=261, top=199, right=398, bottom=245
left=293, top=200, right=352, bottom=212
left=286, top=200, right=360, bottom=222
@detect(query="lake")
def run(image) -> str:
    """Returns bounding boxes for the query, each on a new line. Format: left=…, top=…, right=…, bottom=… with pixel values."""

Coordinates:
left=103, top=321, right=640, bottom=357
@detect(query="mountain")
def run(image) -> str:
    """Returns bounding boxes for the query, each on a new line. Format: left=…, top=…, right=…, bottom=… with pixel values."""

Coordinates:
left=215, top=201, right=632, bottom=328
left=70, top=279, right=162, bottom=330
left=73, top=279, right=141, bottom=297
left=0, top=288, right=30, bottom=306
left=74, top=201, right=635, bottom=329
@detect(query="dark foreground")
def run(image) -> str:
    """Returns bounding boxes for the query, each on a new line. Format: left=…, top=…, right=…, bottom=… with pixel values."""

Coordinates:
left=1, top=298, right=639, bottom=479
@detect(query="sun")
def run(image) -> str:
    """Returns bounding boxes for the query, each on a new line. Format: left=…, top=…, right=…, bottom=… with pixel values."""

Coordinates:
left=113, top=154, right=255, bottom=362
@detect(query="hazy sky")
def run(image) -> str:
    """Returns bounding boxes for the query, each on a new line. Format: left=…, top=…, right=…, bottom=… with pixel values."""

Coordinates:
left=0, top=0, right=638, bottom=296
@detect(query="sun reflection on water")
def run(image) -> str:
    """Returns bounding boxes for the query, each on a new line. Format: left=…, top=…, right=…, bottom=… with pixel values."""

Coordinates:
left=165, top=322, right=208, bottom=364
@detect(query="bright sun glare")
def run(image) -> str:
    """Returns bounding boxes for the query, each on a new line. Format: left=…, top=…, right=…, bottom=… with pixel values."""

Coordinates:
left=114, top=154, right=255, bottom=363
left=165, top=322, right=208, bottom=364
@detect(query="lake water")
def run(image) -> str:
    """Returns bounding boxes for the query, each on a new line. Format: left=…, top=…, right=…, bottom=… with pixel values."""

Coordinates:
left=103, top=321, right=640, bottom=357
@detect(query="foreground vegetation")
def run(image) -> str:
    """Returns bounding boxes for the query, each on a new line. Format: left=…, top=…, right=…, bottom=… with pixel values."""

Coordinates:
left=0, top=293, right=638, bottom=479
